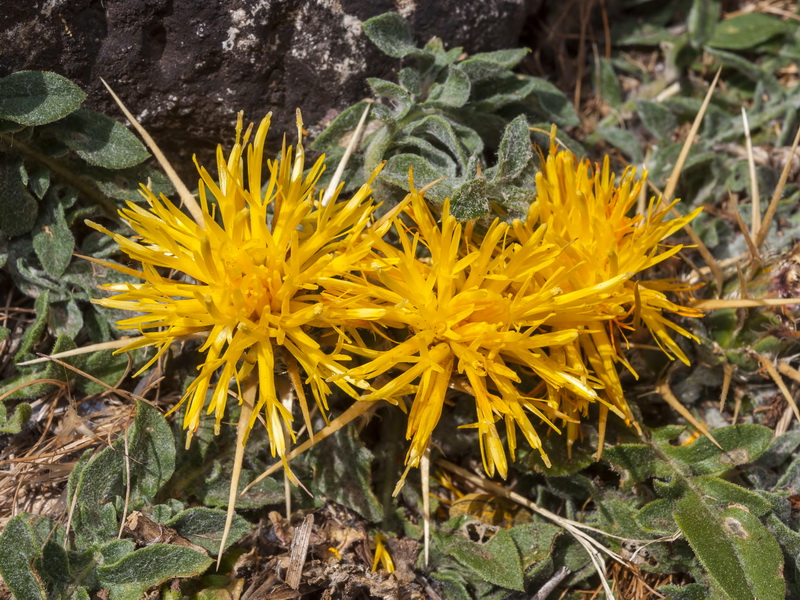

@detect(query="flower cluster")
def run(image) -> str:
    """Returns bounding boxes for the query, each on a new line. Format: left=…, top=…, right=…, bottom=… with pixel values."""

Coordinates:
left=90, top=117, right=700, bottom=485
left=88, top=112, right=380, bottom=473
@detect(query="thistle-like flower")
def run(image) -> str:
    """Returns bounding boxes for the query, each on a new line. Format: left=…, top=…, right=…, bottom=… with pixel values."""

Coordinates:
left=327, top=179, right=631, bottom=488
left=513, top=140, right=702, bottom=453
left=86, top=111, right=377, bottom=470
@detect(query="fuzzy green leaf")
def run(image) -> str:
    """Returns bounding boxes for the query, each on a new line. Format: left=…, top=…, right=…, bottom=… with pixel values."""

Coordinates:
left=27, top=165, right=50, bottom=200
left=53, top=110, right=149, bottom=169
left=49, top=298, right=84, bottom=340
left=426, top=65, right=471, bottom=108
left=636, top=498, right=678, bottom=536
left=0, top=515, right=46, bottom=600
left=362, top=12, right=417, bottom=58
left=71, top=430, right=126, bottom=547
left=705, top=47, right=781, bottom=94
left=597, top=59, right=623, bottom=108
left=397, top=67, right=421, bottom=96
left=595, top=125, right=643, bottom=162
left=451, top=178, right=490, bottom=220
left=692, top=476, right=772, bottom=516
left=100, top=540, right=136, bottom=565
left=0, top=154, right=38, bottom=237
left=367, top=79, right=413, bottom=119
left=167, top=508, right=250, bottom=556
left=636, top=100, right=677, bottom=139
left=191, top=457, right=284, bottom=510
left=507, top=522, right=561, bottom=569
left=603, top=443, right=663, bottom=486
left=688, top=0, right=721, bottom=49
left=0, top=71, right=85, bottom=126
left=90, top=164, right=173, bottom=202
left=394, top=134, right=458, bottom=175
left=658, top=583, right=711, bottom=600
left=459, top=49, right=529, bottom=83
left=403, top=115, right=468, bottom=169
left=447, top=528, right=524, bottom=591
left=32, top=202, right=75, bottom=278
left=708, top=13, right=789, bottom=50
left=14, top=290, right=50, bottom=362
left=493, top=115, right=532, bottom=182
left=674, top=491, right=784, bottom=600
left=381, top=153, right=448, bottom=197
left=435, top=577, right=472, bottom=600
left=127, top=401, right=176, bottom=504
left=0, top=401, right=32, bottom=434
left=658, top=424, right=773, bottom=475
left=527, top=77, right=580, bottom=127
left=97, top=544, right=213, bottom=600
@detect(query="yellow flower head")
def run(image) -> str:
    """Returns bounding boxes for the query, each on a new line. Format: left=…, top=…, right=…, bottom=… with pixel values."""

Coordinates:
left=87, top=111, right=377, bottom=465
left=514, top=139, right=702, bottom=453
left=329, top=177, right=632, bottom=488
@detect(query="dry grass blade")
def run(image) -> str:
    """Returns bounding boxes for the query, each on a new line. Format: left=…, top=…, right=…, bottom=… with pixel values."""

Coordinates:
left=741, top=107, right=761, bottom=239
left=656, top=371, right=722, bottom=449
left=666, top=201, right=725, bottom=296
left=118, top=428, right=132, bottom=539
left=321, top=102, right=372, bottom=207
left=16, top=338, right=144, bottom=367
left=100, top=78, right=203, bottom=228
left=661, top=68, right=722, bottom=207
left=756, top=124, right=800, bottom=249
left=286, top=514, right=314, bottom=590
left=647, top=180, right=724, bottom=294
left=685, top=253, right=749, bottom=284
left=777, top=360, right=800, bottom=384
left=13, top=355, right=150, bottom=408
left=757, top=354, right=800, bottom=423
left=719, top=362, right=734, bottom=412
left=217, top=375, right=256, bottom=570
left=728, top=191, right=761, bottom=266
left=693, top=297, right=800, bottom=309
left=421, top=449, right=431, bottom=568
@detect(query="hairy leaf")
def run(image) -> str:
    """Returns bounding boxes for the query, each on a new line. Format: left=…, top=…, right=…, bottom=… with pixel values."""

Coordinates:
left=0, top=71, right=85, bottom=126
left=708, top=13, right=789, bottom=50
left=362, top=12, right=417, bottom=58
left=53, top=110, right=150, bottom=169
left=0, top=515, right=46, bottom=600
left=97, top=544, right=213, bottom=600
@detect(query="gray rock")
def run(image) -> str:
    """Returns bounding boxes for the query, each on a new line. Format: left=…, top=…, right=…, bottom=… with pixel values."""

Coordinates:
left=1, top=0, right=530, bottom=181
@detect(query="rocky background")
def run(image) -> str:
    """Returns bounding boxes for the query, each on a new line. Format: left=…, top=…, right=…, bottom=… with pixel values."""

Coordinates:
left=1, top=0, right=549, bottom=179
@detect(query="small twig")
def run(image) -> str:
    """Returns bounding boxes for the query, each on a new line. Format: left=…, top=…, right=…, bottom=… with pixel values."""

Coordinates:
left=530, top=566, right=571, bottom=600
